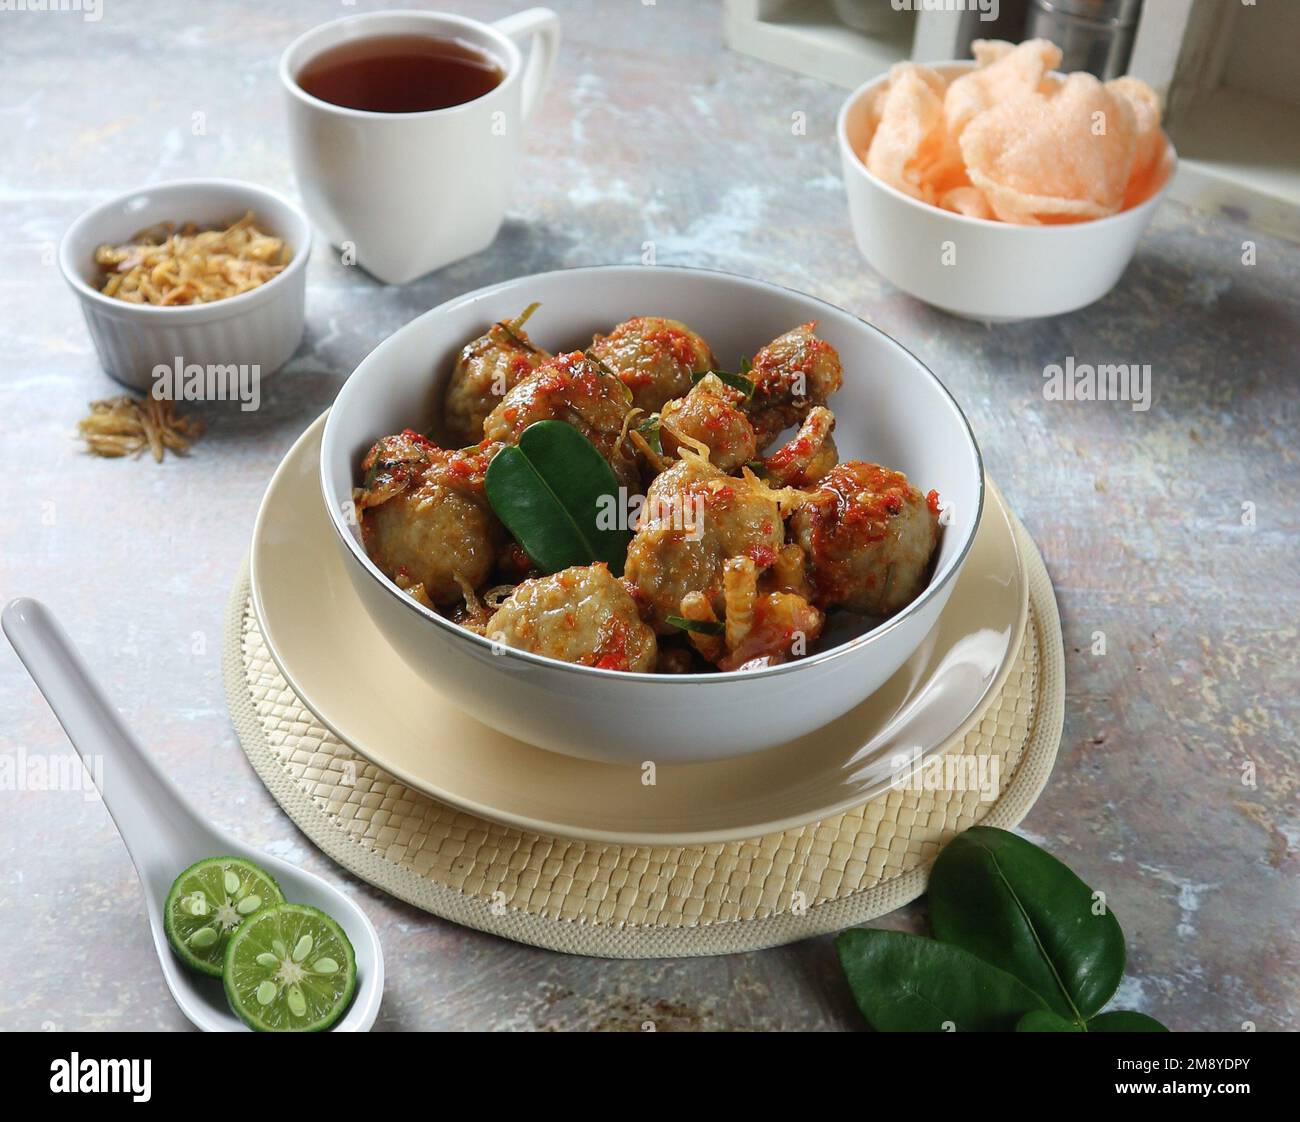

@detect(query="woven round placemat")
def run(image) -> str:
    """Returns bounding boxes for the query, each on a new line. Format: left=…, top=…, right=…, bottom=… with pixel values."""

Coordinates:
left=222, top=513, right=1063, bottom=958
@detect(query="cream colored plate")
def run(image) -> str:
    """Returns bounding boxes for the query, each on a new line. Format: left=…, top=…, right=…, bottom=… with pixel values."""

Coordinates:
left=249, top=415, right=1027, bottom=845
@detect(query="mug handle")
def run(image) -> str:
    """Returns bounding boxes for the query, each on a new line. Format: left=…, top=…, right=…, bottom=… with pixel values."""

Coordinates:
left=493, top=8, right=561, bottom=123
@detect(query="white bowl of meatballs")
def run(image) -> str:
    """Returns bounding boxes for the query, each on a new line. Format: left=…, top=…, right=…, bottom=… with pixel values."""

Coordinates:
left=320, top=265, right=983, bottom=765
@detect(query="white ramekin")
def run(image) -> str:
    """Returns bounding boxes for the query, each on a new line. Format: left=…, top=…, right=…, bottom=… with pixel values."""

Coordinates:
left=838, top=62, right=1177, bottom=322
left=59, top=179, right=311, bottom=390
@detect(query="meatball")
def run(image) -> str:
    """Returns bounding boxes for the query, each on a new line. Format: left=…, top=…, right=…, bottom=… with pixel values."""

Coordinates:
left=624, top=456, right=784, bottom=632
left=355, top=429, right=438, bottom=509
left=589, top=316, right=718, bottom=413
left=485, top=564, right=657, bottom=672
left=442, top=304, right=549, bottom=447
left=745, top=322, right=843, bottom=449
left=789, top=461, right=939, bottom=616
left=658, top=373, right=757, bottom=473
left=357, top=435, right=504, bottom=606
left=483, top=351, right=639, bottom=490
left=763, top=406, right=838, bottom=486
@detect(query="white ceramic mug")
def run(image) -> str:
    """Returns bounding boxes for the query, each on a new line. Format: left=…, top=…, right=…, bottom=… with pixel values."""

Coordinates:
left=280, top=8, right=559, bottom=284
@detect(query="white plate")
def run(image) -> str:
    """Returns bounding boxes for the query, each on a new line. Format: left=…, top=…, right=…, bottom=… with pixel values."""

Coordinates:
left=249, top=415, right=1026, bottom=845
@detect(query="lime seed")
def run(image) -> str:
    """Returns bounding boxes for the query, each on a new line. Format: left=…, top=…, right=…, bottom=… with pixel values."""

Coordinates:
left=292, top=935, right=313, bottom=962
left=256, top=980, right=277, bottom=1006
left=188, top=926, right=219, bottom=949
left=236, top=895, right=262, bottom=915
left=313, top=957, right=339, bottom=974
left=223, top=870, right=240, bottom=895
left=287, top=986, right=307, bottom=1017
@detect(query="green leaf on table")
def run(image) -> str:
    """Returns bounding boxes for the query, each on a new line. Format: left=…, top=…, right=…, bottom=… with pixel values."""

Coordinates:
left=1087, top=1010, right=1169, bottom=1032
left=835, top=929, right=1048, bottom=1032
left=484, top=421, right=630, bottom=576
left=1017, top=1010, right=1084, bottom=1032
left=929, top=826, right=1126, bottom=1024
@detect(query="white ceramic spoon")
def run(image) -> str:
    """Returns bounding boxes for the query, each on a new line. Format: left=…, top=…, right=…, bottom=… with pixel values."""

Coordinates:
left=2, top=597, right=384, bottom=1032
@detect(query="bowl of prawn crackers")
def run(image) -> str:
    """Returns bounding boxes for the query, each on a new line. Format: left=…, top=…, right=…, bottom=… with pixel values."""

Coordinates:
left=320, top=265, right=983, bottom=764
left=838, top=39, right=1176, bottom=321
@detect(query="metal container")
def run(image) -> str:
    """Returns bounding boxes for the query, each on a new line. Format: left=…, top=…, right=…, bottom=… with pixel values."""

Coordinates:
left=1027, top=0, right=1143, bottom=80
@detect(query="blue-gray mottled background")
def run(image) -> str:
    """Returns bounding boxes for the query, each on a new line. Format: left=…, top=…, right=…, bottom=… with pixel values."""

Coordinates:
left=0, top=0, right=1295, bottom=1031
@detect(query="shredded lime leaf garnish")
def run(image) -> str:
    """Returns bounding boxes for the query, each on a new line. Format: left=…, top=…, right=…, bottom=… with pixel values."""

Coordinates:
left=693, top=369, right=755, bottom=398
left=665, top=614, right=725, bottom=636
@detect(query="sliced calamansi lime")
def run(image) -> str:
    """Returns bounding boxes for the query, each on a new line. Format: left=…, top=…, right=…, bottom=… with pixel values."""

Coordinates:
left=163, top=856, right=284, bottom=977
left=223, top=903, right=357, bottom=1032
